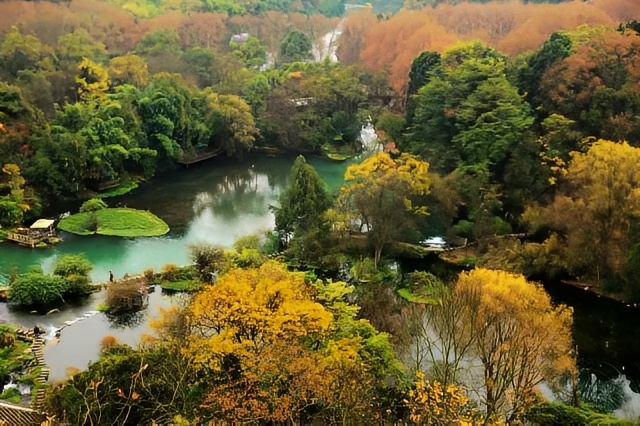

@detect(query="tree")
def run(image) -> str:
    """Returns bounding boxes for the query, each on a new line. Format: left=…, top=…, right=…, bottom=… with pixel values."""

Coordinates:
left=523, top=140, right=640, bottom=295
left=0, top=163, right=36, bottom=226
left=56, top=28, right=107, bottom=63
left=76, top=58, right=110, bottom=100
left=406, top=42, right=532, bottom=175
left=0, top=26, right=53, bottom=80
left=108, top=54, right=149, bottom=88
left=452, top=75, right=533, bottom=167
left=265, top=62, right=367, bottom=152
left=8, top=268, right=67, bottom=308
left=337, top=152, right=430, bottom=267
left=275, top=155, right=331, bottom=261
left=538, top=29, right=640, bottom=142
left=230, top=36, right=267, bottom=69
left=517, top=31, right=572, bottom=111
left=413, top=268, right=576, bottom=423
left=405, top=50, right=441, bottom=114
left=53, top=253, right=93, bottom=295
left=187, top=262, right=402, bottom=423
left=278, top=30, right=312, bottom=64
left=188, top=243, right=226, bottom=282
left=205, top=92, right=257, bottom=157
left=459, top=269, right=575, bottom=423
left=188, top=261, right=333, bottom=363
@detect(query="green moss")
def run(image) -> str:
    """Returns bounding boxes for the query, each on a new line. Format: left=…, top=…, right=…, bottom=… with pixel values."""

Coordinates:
left=98, top=181, right=139, bottom=199
left=326, top=153, right=354, bottom=161
left=160, top=280, right=203, bottom=292
left=58, top=208, right=169, bottom=237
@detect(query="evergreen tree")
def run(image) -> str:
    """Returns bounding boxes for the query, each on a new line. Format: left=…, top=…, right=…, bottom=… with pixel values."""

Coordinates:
left=274, top=156, right=332, bottom=263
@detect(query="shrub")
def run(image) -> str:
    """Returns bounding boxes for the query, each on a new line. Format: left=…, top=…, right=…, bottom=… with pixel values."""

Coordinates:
left=105, top=276, right=148, bottom=313
left=0, top=386, right=21, bottom=403
left=234, top=248, right=266, bottom=269
left=79, top=198, right=108, bottom=213
left=53, top=254, right=93, bottom=295
left=143, top=268, right=155, bottom=284
left=188, top=243, right=226, bottom=282
left=9, top=271, right=67, bottom=307
left=233, top=234, right=262, bottom=252
left=160, top=263, right=178, bottom=281
left=100, top=335, right=118, bottom=350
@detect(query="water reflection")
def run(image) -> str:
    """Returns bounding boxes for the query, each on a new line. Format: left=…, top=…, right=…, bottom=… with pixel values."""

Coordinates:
left=105, top=309, right=146, bottom=330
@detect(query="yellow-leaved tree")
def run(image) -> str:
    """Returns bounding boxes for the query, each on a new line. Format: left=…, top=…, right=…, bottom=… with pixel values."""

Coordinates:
left=524, top=140, right=640, bottom=292
left=187, top=261, right=333, bottom=363
left=0, top=163, right=33, bottom=227
left=337, top=152, right=431, bottom=267
left=76, top=58, right=110, bottom=100
left=406, top=268, right=575, bottom=423
left=108, top=54, right=149, bottom=88
left=185, top=261, right=403, bottom=423
left=457, top=268, right=576, bottom=423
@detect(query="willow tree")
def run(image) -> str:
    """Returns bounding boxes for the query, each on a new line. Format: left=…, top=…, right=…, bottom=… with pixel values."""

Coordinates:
left=338, top=152, right=430, bottom=267
left=455, top=269, right=576, bottom=423
left=411, top=269, right=576, bottom=423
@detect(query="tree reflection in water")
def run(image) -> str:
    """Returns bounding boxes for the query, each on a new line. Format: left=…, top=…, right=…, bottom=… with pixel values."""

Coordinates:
left=105, top=309, right=146, bottom=330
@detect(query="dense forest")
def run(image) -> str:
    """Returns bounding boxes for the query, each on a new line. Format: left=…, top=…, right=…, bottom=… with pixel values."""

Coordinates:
left=1, top=0, right=640, bottom=423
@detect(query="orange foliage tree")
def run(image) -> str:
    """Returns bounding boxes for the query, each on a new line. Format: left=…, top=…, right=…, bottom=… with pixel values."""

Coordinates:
left=342, top=0, right=640, bottom=99
left=539, top=28, right=640, bottom=142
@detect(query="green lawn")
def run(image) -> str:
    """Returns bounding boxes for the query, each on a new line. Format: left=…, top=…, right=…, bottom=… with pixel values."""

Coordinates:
left=58, top=208, right=169, bottom=237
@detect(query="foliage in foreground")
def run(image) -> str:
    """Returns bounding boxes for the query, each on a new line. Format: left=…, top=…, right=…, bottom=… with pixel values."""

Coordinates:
left=46, top=261, right=405, bottom=424
left=0, top=325, right=33, bottom=391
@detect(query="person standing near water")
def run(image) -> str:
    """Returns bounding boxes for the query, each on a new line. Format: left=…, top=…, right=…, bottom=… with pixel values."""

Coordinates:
left=109, top=270, right=114, bottom=282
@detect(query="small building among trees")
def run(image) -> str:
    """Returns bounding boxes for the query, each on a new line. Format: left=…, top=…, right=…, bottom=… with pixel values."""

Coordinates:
left=6, top=219, right=58, bottom=248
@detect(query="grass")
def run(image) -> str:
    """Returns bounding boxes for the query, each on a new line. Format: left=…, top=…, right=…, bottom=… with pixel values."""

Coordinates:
left=160, top=280, right=203, bottom=292
left=58, top=208, right=169, bottom=237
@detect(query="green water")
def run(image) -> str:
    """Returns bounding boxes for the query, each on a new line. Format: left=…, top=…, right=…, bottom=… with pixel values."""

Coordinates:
left=0, top=155, right=351, bottom=285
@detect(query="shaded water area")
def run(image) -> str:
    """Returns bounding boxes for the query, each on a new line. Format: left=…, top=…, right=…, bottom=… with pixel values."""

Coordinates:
left=0, top=154, right=638, bottom=418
